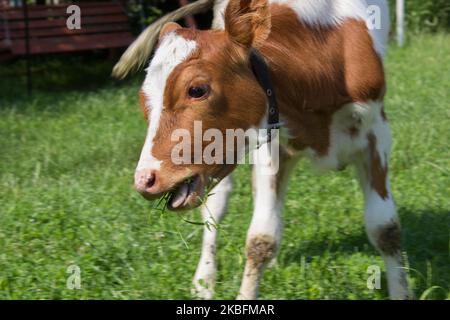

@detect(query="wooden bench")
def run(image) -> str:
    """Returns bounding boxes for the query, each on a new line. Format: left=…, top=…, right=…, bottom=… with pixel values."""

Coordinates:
left=0, top=2, right=134, bottom=57
left=0, top=1, right=135, bottom=93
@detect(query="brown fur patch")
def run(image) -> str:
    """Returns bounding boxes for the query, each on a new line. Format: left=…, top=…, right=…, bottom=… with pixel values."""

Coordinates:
left=246, top=235, right=276, bottom=268
left=261, top=4, right=386, bottom=156
left=375, top=221, right=402, bottom=256
left=139, top=90, right=149, bottom=121
left=367, top=133, right=389, bottom=199
left=159, top=22, right=182, bottom=40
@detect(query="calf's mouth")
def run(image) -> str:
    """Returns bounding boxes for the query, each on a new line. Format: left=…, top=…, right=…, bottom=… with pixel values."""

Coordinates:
left=167, top=174, right=208, bottom=211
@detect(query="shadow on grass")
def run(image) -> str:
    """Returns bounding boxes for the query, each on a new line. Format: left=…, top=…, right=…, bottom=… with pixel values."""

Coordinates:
left=281, top=208, right=450, bottom=298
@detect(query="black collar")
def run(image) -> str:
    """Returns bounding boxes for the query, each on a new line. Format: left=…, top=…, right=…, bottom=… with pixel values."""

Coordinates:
left=249, top=48, right=281, bottom=143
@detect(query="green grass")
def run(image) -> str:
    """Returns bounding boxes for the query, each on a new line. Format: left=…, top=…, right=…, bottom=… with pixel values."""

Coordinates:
left=0, top=34, right=449, bottom=300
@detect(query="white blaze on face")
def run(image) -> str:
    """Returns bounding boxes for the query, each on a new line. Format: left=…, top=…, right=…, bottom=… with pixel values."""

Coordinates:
left=136, top=32, right=197, bottom=172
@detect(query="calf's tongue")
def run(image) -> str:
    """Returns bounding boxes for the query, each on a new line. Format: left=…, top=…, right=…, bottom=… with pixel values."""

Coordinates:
left=170, top=183, right=189, bottom=209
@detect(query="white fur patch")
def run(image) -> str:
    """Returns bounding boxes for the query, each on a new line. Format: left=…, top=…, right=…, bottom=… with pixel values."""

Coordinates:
left=303, top=100, right=386, bottom=171
left=136, top=32, right=197, bottom=172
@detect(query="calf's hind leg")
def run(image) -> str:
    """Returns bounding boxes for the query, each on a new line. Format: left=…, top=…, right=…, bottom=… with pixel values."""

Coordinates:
left=355, top=119, right=411, bottom=300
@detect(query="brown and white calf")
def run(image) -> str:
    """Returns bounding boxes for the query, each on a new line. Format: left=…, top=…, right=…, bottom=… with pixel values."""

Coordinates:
left=132, top=0, right=410, bottom=299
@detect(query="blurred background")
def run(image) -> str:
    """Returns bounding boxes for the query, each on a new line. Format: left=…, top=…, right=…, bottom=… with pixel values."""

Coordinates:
left=0, top=0, right=448, bottom=95
left=0, top=1, right=448, bottom=299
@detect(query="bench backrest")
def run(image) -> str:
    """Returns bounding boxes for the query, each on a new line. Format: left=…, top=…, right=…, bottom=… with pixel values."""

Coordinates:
left=0, top=2, right=133, bottom=55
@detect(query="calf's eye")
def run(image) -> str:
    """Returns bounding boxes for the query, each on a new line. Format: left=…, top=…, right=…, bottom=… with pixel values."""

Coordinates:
left=188, top=85, right=210, bottom=99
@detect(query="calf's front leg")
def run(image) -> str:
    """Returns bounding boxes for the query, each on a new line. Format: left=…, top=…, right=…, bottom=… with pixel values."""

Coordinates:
left=192, top=175, right=233, bottom=299
left=238, top=144, right=298, bottom=300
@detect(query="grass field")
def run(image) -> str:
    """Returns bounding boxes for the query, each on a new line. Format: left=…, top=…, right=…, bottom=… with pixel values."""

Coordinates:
left=0, top=34, right=449, bottom=300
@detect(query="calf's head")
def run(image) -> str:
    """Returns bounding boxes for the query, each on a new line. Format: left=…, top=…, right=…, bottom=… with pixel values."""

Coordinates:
left=134, top=0, right=271, bottom=210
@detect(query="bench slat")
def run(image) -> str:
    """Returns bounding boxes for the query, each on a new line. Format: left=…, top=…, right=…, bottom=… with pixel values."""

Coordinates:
left=4, top=4, right=125, bottom=21
left=1, top=23, right=130, bottom=40
left=8, top=15, right=129, bottom=30
left=11, top=32, right=134, bottom=55
left=2, top=2, right=119, bottom=12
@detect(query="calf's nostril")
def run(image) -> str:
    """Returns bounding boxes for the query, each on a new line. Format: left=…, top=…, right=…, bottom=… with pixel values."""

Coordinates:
left=145, top=173, right=156, bottom=189
left=135, top=170, right=157, bottom=194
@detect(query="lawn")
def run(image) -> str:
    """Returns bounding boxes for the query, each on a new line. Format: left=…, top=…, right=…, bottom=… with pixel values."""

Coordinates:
left=0, top=34, right=448, bottom=300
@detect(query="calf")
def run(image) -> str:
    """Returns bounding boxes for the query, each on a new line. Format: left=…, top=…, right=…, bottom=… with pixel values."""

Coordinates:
left=128, top=0, right=410, bottom=299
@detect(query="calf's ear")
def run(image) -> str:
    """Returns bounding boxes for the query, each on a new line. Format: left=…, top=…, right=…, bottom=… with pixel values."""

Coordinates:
left=159, top=22, right=182, bottom=40
left=224, top=0, right=271, bottom=49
